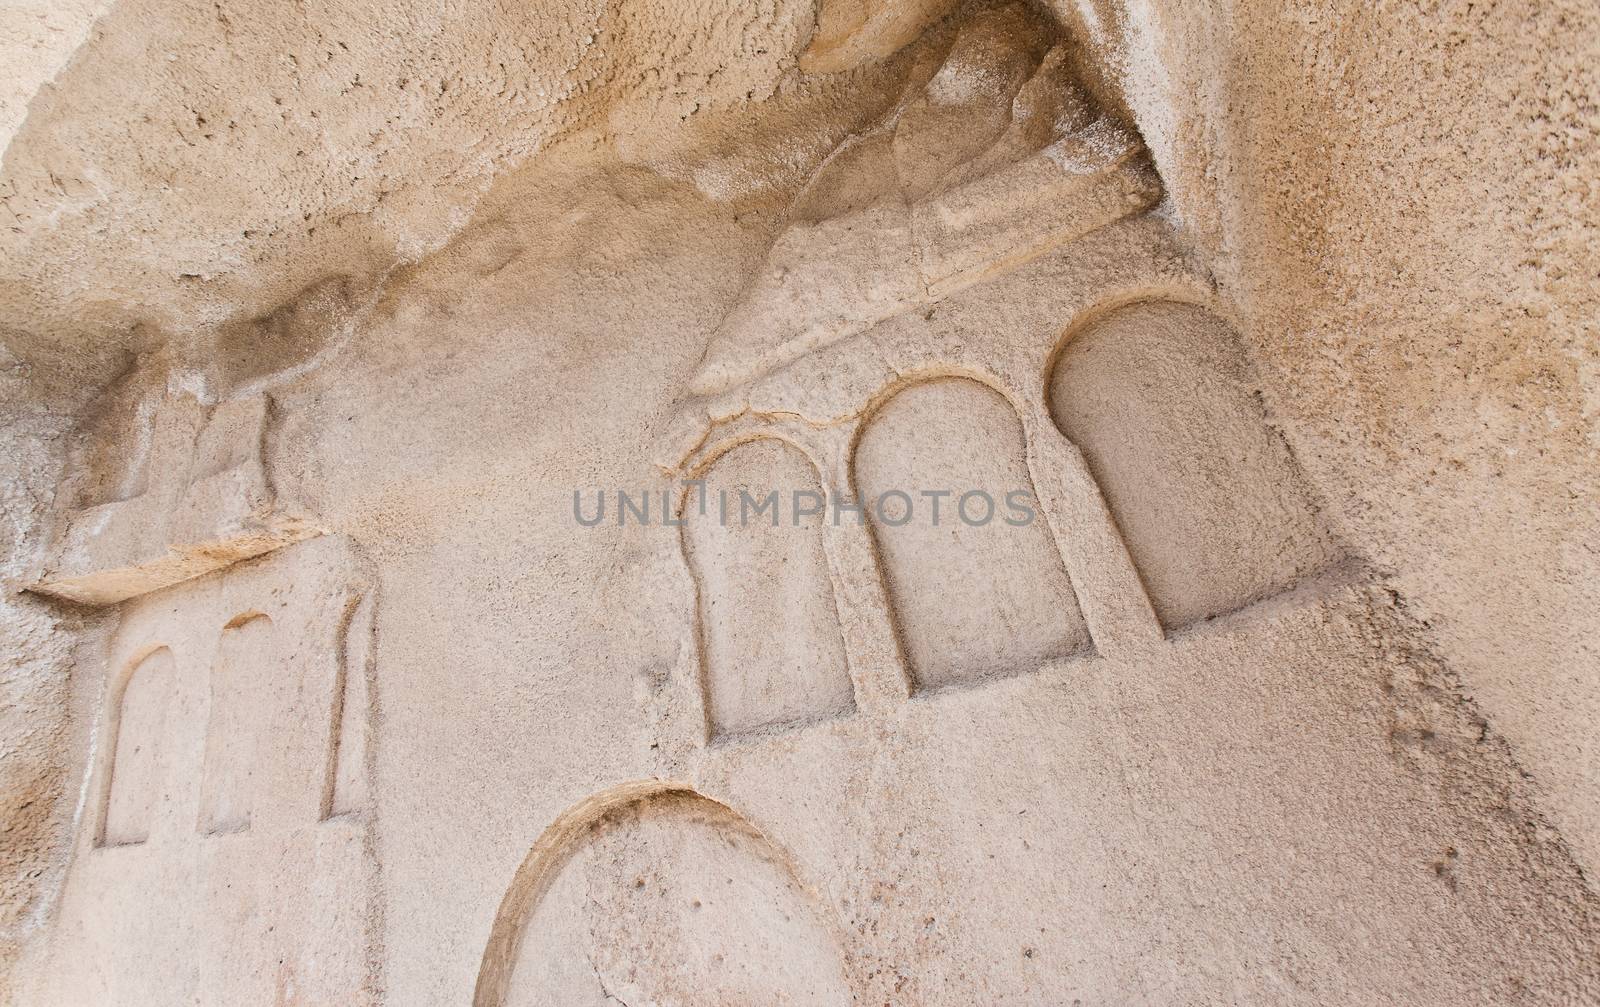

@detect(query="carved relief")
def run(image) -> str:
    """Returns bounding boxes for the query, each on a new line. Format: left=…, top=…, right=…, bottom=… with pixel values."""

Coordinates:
left=28, top=388, right=320, bottom=607
left=643, top=9, right=1352, bottom=743
left=479, top=785, right=850, bottom=1007
left=640, top=5, right=1182, bottom=737
left=688, top=3, right=1160, bottom=397
left=662, top=264, right=1350, bottom=733
left=683, top=439, right=854, bottom=738
left=1047, top=301, right=1344, bottom=630
left=55, top=537, right=380, bottom=1003
left=98, top=647, right=178, bottom=847
left=198, top=613, right=276, bottom=835
left=855, top=378, right=1092, bottom=690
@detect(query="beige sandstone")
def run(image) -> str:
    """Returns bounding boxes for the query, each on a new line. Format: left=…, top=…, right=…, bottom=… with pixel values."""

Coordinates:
left=1, top=0, right=1597, bottom=1003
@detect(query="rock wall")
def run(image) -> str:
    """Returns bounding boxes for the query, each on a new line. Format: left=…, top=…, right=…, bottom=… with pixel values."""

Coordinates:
left=1042, top=0, right=1600, bottom=877
left=1, top=0, right=1597, bottom=1003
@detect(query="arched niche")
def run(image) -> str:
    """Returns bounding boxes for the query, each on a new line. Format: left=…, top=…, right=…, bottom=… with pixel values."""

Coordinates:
left=1047, top=300, right=1343, bottom=631
left=854, top=376, right=1092, bottom=691
left=198, top=612, right=277, bottom=834
left=477, top=784, right=851, bottom=1007
left=99, top=647, right=177, bottom=847
left=682, top=438, right=854, bottom=738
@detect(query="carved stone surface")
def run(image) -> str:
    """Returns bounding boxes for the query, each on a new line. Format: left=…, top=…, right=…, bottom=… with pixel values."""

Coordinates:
left=32, top=536, right=379, bottom=1005
left=687, top=6, right=1162, bottom=398
left=1048, top=300, right=1345, bottom=630
left=27, top=393, right=321, bottom=607
left=683, top=438, right=855, bottom=739
left=493, top=788, right=850, bottom=1006
left=197, top=613, right=275, bottom=835
left=99, top=648, right=177, bottom=848
left=663, top=218, right=1347, bottom=737
left=6, top=0, right=1600, bottom=1002
left=856, top=377, right=1092, bottom=690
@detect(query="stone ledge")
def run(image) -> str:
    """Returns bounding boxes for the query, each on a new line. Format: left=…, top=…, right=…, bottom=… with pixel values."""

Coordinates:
left=25, top=392, right=323, bottom=607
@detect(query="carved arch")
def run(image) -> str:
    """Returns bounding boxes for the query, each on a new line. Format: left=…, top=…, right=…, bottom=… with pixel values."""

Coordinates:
left=95, top=644, right=178, bottom=848
left=474, top=782, right=849, bottom=1006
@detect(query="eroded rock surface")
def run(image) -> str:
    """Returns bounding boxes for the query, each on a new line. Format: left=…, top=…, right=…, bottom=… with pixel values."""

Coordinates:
left=2, top=1, right=1597, bottom=1004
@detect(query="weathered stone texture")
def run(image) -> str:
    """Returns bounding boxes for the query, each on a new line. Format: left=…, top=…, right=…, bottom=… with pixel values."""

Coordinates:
left=1, top=0, right=1597, bottom=1003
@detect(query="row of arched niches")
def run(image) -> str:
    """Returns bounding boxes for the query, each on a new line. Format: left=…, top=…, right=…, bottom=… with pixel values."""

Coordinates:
left=93, top=546, right=373, bottom=848
left=49, top=537, right=381, bottom=1004
left=671, top=299, right=1346, bottom=740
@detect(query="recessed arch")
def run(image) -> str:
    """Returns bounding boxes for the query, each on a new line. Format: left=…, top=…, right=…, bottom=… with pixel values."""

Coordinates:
left=474, top=782, right=850, bottom=1007
left=1036, top=284, right=1223, bottom=405
left=1046, top=299, right=1342, bottom=630
left=681, top=436, right=854, bottom=738
left=851, top=363, right=1032, bottom=438
left=853, top=375, right=1092, bottom=690
left=97, top=646, right=178, bottom=848
left=198, top=611, right=277, bottom=834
